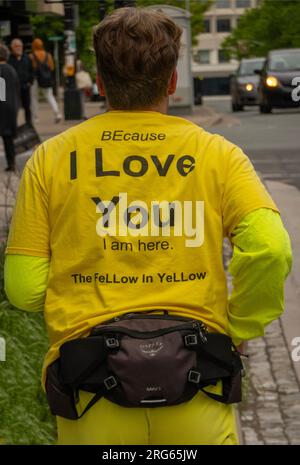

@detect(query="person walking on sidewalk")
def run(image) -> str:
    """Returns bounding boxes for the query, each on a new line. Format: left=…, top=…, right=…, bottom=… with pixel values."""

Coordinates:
left=8, top=38, right=34, bottom=126
left=5, top=8, right=292, bottom=445
left=30, top=38, right=62, bottom=124
left=75, top=60, right=93, bottom=119
left=0, top=43, right=19, bottom=172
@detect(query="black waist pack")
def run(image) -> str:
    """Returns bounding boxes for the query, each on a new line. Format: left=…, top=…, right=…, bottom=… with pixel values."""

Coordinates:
left=45, top=312, right=244, bottom=420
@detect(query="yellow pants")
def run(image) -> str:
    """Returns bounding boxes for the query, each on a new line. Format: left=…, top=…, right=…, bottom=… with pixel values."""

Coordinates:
left=56, top=388, right=239, bottom=445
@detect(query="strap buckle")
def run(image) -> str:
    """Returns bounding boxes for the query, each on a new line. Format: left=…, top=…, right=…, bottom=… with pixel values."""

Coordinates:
left=105, top=337, right=119, bottom=349
left=188, top=370, right=201, bottom=384
left=104, top=375, right=118, bottom=390
left=184, top=334, right=198, bottom=347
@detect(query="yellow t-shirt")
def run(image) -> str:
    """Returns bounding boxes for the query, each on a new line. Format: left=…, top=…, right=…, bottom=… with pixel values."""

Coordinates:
left=6, top=111, right=278, bottom=383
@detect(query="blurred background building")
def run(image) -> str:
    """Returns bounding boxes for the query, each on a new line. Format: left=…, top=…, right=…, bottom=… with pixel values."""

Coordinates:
left=192, top=0, right=258, bottom=95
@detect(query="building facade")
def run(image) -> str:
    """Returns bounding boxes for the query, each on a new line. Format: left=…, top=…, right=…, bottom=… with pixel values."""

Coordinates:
left=0, top=1, right=63, bottom=51
left=192, top=0, right=258, bottom=95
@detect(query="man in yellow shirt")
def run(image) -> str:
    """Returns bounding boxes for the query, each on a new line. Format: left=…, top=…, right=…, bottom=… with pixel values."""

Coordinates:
left=4, top=7, right=292, bottom=445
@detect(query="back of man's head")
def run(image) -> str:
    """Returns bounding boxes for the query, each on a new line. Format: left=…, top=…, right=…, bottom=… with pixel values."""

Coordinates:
left=93, top=7, right=182, bottom=109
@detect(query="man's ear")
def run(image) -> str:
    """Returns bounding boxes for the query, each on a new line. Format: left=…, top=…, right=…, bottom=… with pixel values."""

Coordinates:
left=96, top=75, right=106, bottom=97
left=167, top=69, right=178, bottom=96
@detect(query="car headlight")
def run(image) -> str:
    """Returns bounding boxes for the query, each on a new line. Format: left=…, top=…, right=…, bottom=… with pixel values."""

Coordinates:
left=266, top=76, right=279, bottom=87
left=245, top=83, right=254, bottom=92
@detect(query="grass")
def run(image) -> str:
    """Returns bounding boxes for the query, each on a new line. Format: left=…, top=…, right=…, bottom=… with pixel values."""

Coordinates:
left=0, top=244, right=56, bottom=445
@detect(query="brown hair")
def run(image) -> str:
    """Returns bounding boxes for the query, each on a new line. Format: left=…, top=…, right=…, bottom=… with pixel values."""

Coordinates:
left=93, top=7, right=182, bottom=109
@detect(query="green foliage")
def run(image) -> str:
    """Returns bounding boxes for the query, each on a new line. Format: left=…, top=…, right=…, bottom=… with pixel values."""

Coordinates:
left=77, top=0, right=211, bottom=77
left=30, top=14, right=64, bottom=46
left=29, top=13, right=65, bottom=78
left=28, top=1, right=210, bottom=79
left=0, top=244, right=56, bottom=445
left=222, top=0, right=300, bottom=59
left=76, top=1, right=100, bottom=79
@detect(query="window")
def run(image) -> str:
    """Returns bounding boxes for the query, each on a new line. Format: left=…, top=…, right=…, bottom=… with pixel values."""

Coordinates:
left=269, top=50, right=300, bottom=71
left=203, top=19, right=210, bottom=33
left=218, top=50, right=230, bottom=63
left=239, top=59, right=264, bottom=75
left=236, top=0, right=251, bottom=7
left=217, top=18, right=231, bottom=32
left=216, top=0, right=231, bottom=8
left=194, top=50, right=210, bottom=65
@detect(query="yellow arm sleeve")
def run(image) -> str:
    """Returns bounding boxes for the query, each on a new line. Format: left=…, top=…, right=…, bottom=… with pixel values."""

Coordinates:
left=4, top=254, right=50, bottom=312
left=228, top=208, right=292, bottom=346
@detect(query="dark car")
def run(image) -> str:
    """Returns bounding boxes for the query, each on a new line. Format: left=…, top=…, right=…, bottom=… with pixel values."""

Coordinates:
left=258, top=48, right=300, bottom=113
left=230, top=58, right=265, bottom=112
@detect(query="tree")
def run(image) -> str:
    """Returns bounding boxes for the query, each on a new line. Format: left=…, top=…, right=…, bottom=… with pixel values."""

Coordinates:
left=222, top=0, right=300, bottom=60
left=30, top=14, right=64, bottom=47
left=31, top=1, right=211, bottom=80
left=76, top=0, right=211, bottom=78
left=30, top=12, right=65, bottom=83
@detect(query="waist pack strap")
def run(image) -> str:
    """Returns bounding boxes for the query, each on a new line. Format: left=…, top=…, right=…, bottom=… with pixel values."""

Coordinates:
left=77, top=387, right=105, bottom=419
left=46, top=359, right=112, bottom=420
left=201, top=371, right=242, bottom=404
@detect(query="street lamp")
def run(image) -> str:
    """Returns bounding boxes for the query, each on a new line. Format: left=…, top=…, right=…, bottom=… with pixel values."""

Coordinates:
left=63, top=0, right=83, bottom=119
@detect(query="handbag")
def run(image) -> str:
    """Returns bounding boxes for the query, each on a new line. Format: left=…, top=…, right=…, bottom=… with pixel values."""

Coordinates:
left=14, top=123, right=41, bottom=154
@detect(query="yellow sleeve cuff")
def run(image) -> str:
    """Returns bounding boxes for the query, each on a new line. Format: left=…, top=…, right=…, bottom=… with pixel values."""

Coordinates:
left=4, top=254, right=50, bottom=312
left=228, top=208, right=292, bottom=345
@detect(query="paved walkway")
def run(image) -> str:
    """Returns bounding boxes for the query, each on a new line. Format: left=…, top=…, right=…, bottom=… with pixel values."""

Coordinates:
left=224, top=179, right=300, bottom=445
left=240, top=320, right=300, bottom=445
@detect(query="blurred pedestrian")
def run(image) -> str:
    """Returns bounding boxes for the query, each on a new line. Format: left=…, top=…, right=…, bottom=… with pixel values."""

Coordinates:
left=0, top=43, right=19, bottom=172
left=30, top=38, right=62, bottom=123
left=8, top=38, right=34, bottom=125
left=75, top=60, right=92, bottom=119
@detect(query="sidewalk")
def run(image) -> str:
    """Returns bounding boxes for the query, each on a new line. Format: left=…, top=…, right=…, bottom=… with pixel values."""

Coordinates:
left=233, top=180, right=300, bottom=445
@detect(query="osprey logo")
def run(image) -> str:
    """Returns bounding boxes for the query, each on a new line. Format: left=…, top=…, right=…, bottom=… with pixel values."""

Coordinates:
left=139, top=341, right=164, bottom=357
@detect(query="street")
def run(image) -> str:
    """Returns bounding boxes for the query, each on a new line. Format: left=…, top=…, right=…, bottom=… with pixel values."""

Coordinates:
left=203, top=96, right=300, bottom=190
left=203, top=96, right=300, bottom=444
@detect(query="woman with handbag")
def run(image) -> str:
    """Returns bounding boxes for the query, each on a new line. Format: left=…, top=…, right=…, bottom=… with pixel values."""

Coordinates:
left=29, top=38, right=62, bottom=124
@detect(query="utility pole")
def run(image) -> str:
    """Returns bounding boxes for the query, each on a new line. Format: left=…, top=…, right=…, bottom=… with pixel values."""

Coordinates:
left=98, top=0, right=107, bottom=21
left=63, top=0, right=82, bottom=119
left=114, top=1, right=136, bottom=8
